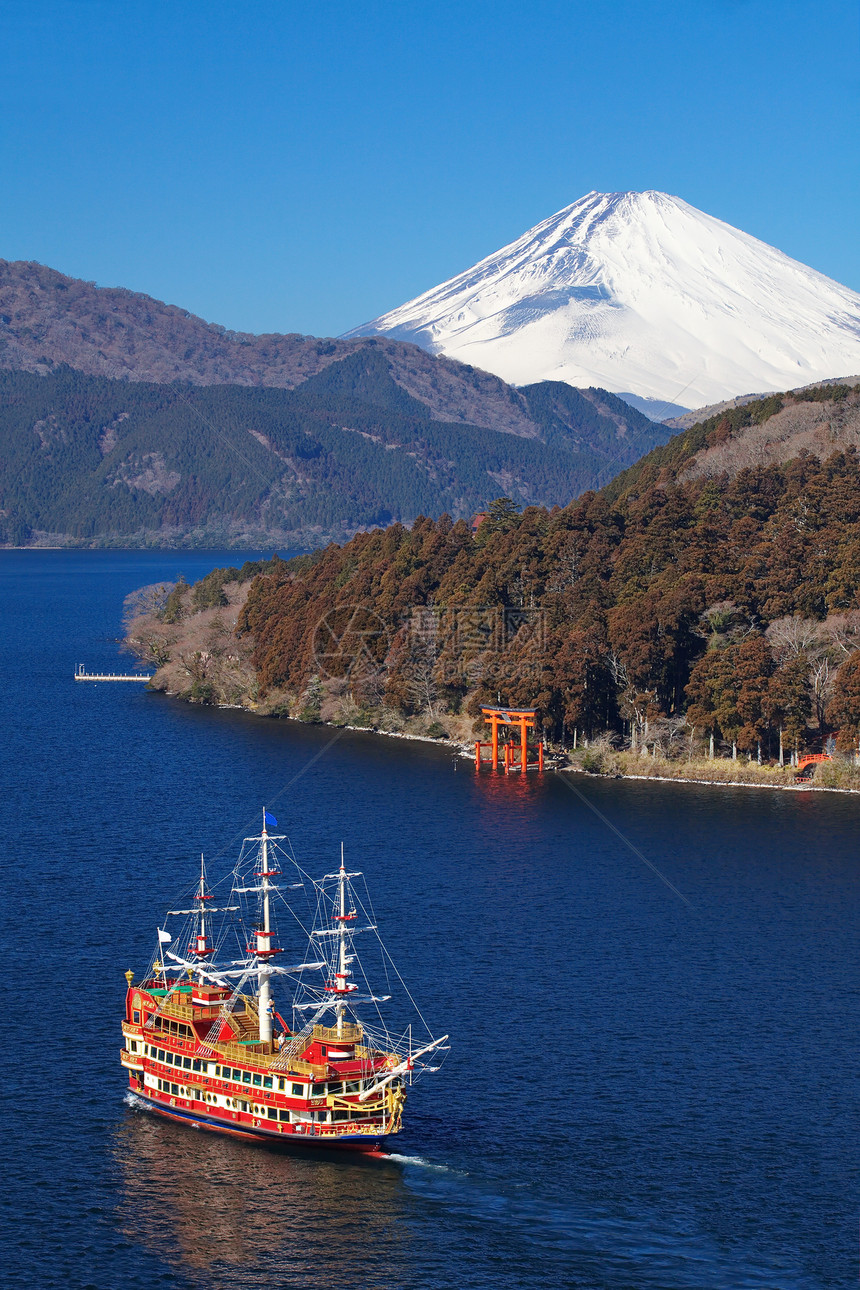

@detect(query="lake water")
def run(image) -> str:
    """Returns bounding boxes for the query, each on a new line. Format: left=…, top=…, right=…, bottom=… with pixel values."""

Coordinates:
left=1, top=549, right=858, bottom=1290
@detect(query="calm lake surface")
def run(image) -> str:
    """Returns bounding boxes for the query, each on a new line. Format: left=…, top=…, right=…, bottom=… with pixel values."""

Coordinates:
left=1, top=549, right=858, bottom=1289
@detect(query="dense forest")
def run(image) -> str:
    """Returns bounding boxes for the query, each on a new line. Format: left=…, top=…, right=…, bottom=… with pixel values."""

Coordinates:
left=0, top=359, right=665, bottom=547
left=129, top=383, right=860, bottom=764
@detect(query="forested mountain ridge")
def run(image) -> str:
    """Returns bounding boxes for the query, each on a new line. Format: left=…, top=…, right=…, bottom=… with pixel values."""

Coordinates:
left=0, top=258, right=655, bottom=441
left=127, top=383, right=860, bottom=768
left=0, top=360, right=665, bottom=546
left=604, top=382, right=860, bottom=502
left=0, top=258, right=673, bottom=545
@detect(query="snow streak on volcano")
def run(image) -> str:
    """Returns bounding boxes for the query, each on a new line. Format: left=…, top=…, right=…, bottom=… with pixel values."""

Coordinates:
left=345, top=191, right=860, bottom=414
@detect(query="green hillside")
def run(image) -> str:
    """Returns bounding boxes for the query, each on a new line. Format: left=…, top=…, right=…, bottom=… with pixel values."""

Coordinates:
left=0, top=359, right=667, bottom=546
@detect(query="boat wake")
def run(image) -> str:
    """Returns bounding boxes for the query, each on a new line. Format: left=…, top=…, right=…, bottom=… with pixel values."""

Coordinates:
left=124, top=1092, right=152, bottom=1113
left=394, top=1169, right=822, bottom=1289
left=381, top=1152, right=456, bottom=1172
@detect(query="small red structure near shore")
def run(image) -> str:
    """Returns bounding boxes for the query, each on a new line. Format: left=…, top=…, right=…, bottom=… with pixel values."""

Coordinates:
left=475, top=706, right=544, bottom=773
left=795, top=752, right=832, bottom=780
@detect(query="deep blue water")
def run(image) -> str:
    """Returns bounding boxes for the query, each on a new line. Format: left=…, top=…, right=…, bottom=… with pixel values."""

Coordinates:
left=1, top=549, right=858, bottom=1289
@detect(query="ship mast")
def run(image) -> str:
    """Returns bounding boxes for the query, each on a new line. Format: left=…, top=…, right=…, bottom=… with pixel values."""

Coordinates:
left=192, top=854, right=212, bottom=967
left=335, top=842, right=351, bottom=1039
left=258, top=808, right=274, bottom=1045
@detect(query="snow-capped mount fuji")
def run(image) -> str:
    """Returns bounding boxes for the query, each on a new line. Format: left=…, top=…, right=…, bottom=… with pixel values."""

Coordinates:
left=345, top=191, right=860, bottom=416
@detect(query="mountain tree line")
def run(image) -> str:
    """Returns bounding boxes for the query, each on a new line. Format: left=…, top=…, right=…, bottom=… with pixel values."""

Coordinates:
left=235, top=398, right=860, bottom=756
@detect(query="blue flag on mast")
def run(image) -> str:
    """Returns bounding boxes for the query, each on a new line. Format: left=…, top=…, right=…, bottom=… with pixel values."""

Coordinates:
left=264, top=810, right=278, bottom=828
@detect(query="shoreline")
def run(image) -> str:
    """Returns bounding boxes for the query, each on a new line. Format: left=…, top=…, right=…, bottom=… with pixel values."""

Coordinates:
left=201, top=697, right=860, bottom=795
left=564, top=767, right=860, bottom=795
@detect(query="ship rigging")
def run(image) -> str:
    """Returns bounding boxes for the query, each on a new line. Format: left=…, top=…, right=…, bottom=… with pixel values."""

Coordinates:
left=121, top=810, right=448, bottom=1151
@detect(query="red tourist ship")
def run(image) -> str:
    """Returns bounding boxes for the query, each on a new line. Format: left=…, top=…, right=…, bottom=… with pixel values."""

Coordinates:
left=121, top=810, right=447, bottom=1152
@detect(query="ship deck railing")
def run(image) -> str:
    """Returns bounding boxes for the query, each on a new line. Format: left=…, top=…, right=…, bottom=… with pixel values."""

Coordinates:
left=137, top=1005, right=379, bottom=1077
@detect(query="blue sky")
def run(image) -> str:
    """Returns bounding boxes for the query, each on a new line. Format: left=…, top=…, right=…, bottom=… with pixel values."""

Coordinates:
left=0, top=0, right=857, bottom=336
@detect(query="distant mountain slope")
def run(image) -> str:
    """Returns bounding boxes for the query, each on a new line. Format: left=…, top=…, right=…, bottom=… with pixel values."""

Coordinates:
left=0, top=257, right=667, bottom=440
left=603, top=381, right=860, bottom=503
left=346, top=190, right=860, bottom=413
left=0, top=357, right=668, bottom=547
left=0, top=258, right=541, bottom=430
left=661, top=374, right=860, bottom=431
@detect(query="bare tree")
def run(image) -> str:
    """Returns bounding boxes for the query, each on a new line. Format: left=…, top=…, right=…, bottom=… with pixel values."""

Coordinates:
left=765, top=615, right=824, bottom=662
left=122, top=582, right=174, bottom=629
left=823, top=611, right=860, bottom=657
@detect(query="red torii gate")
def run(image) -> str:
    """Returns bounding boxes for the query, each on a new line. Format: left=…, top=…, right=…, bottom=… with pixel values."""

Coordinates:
left=475, top=706, right=544, bottom=773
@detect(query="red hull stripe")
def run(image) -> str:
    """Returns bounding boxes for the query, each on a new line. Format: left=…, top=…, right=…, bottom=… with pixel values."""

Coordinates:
left=135, top=1094, right=386, bottom=1152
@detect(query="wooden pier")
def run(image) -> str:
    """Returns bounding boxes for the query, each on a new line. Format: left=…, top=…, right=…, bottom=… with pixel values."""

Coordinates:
left=75, top=664, right=153, bottom=683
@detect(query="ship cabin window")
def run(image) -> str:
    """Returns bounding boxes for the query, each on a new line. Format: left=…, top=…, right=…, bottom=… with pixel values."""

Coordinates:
left=312, top=1083, right=326, bottom=1098
left=331, top=1110, right=349, bottom=1122
left=267, top=1107, right=278, bottom=1120
left=242, top=1071, right=251, bottom=1084
left=239, top=1099, right=250, bottom=1113
left=153, top=1017, right=193, bottom=1039
left=291, top=1083, right=304, bottom=1096
left=192, top=1059, right=201, bottom=1073
left=252, top=1073, right=262, bottom=1087
left=132, top=1010, right=140, bottom=1024
left=171, top=1083, right=179, bottom=1095
left=158, top=1049, right=166, bottom=1062
left=277, top=1078, right=286, bottom=1092
left=182, top=1057, right=192, bottom=1070
left=233, top=1068, right=241, bottom=1081
left=263, top=1076, right=273, bottom=1090
left=279, top=1109, right=290, bottom=1122
left=345, top=1080, right=361, bottom=1093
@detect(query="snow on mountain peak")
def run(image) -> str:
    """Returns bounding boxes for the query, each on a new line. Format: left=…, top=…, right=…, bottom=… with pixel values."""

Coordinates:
left=344, top=191, right=860, bottom=414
